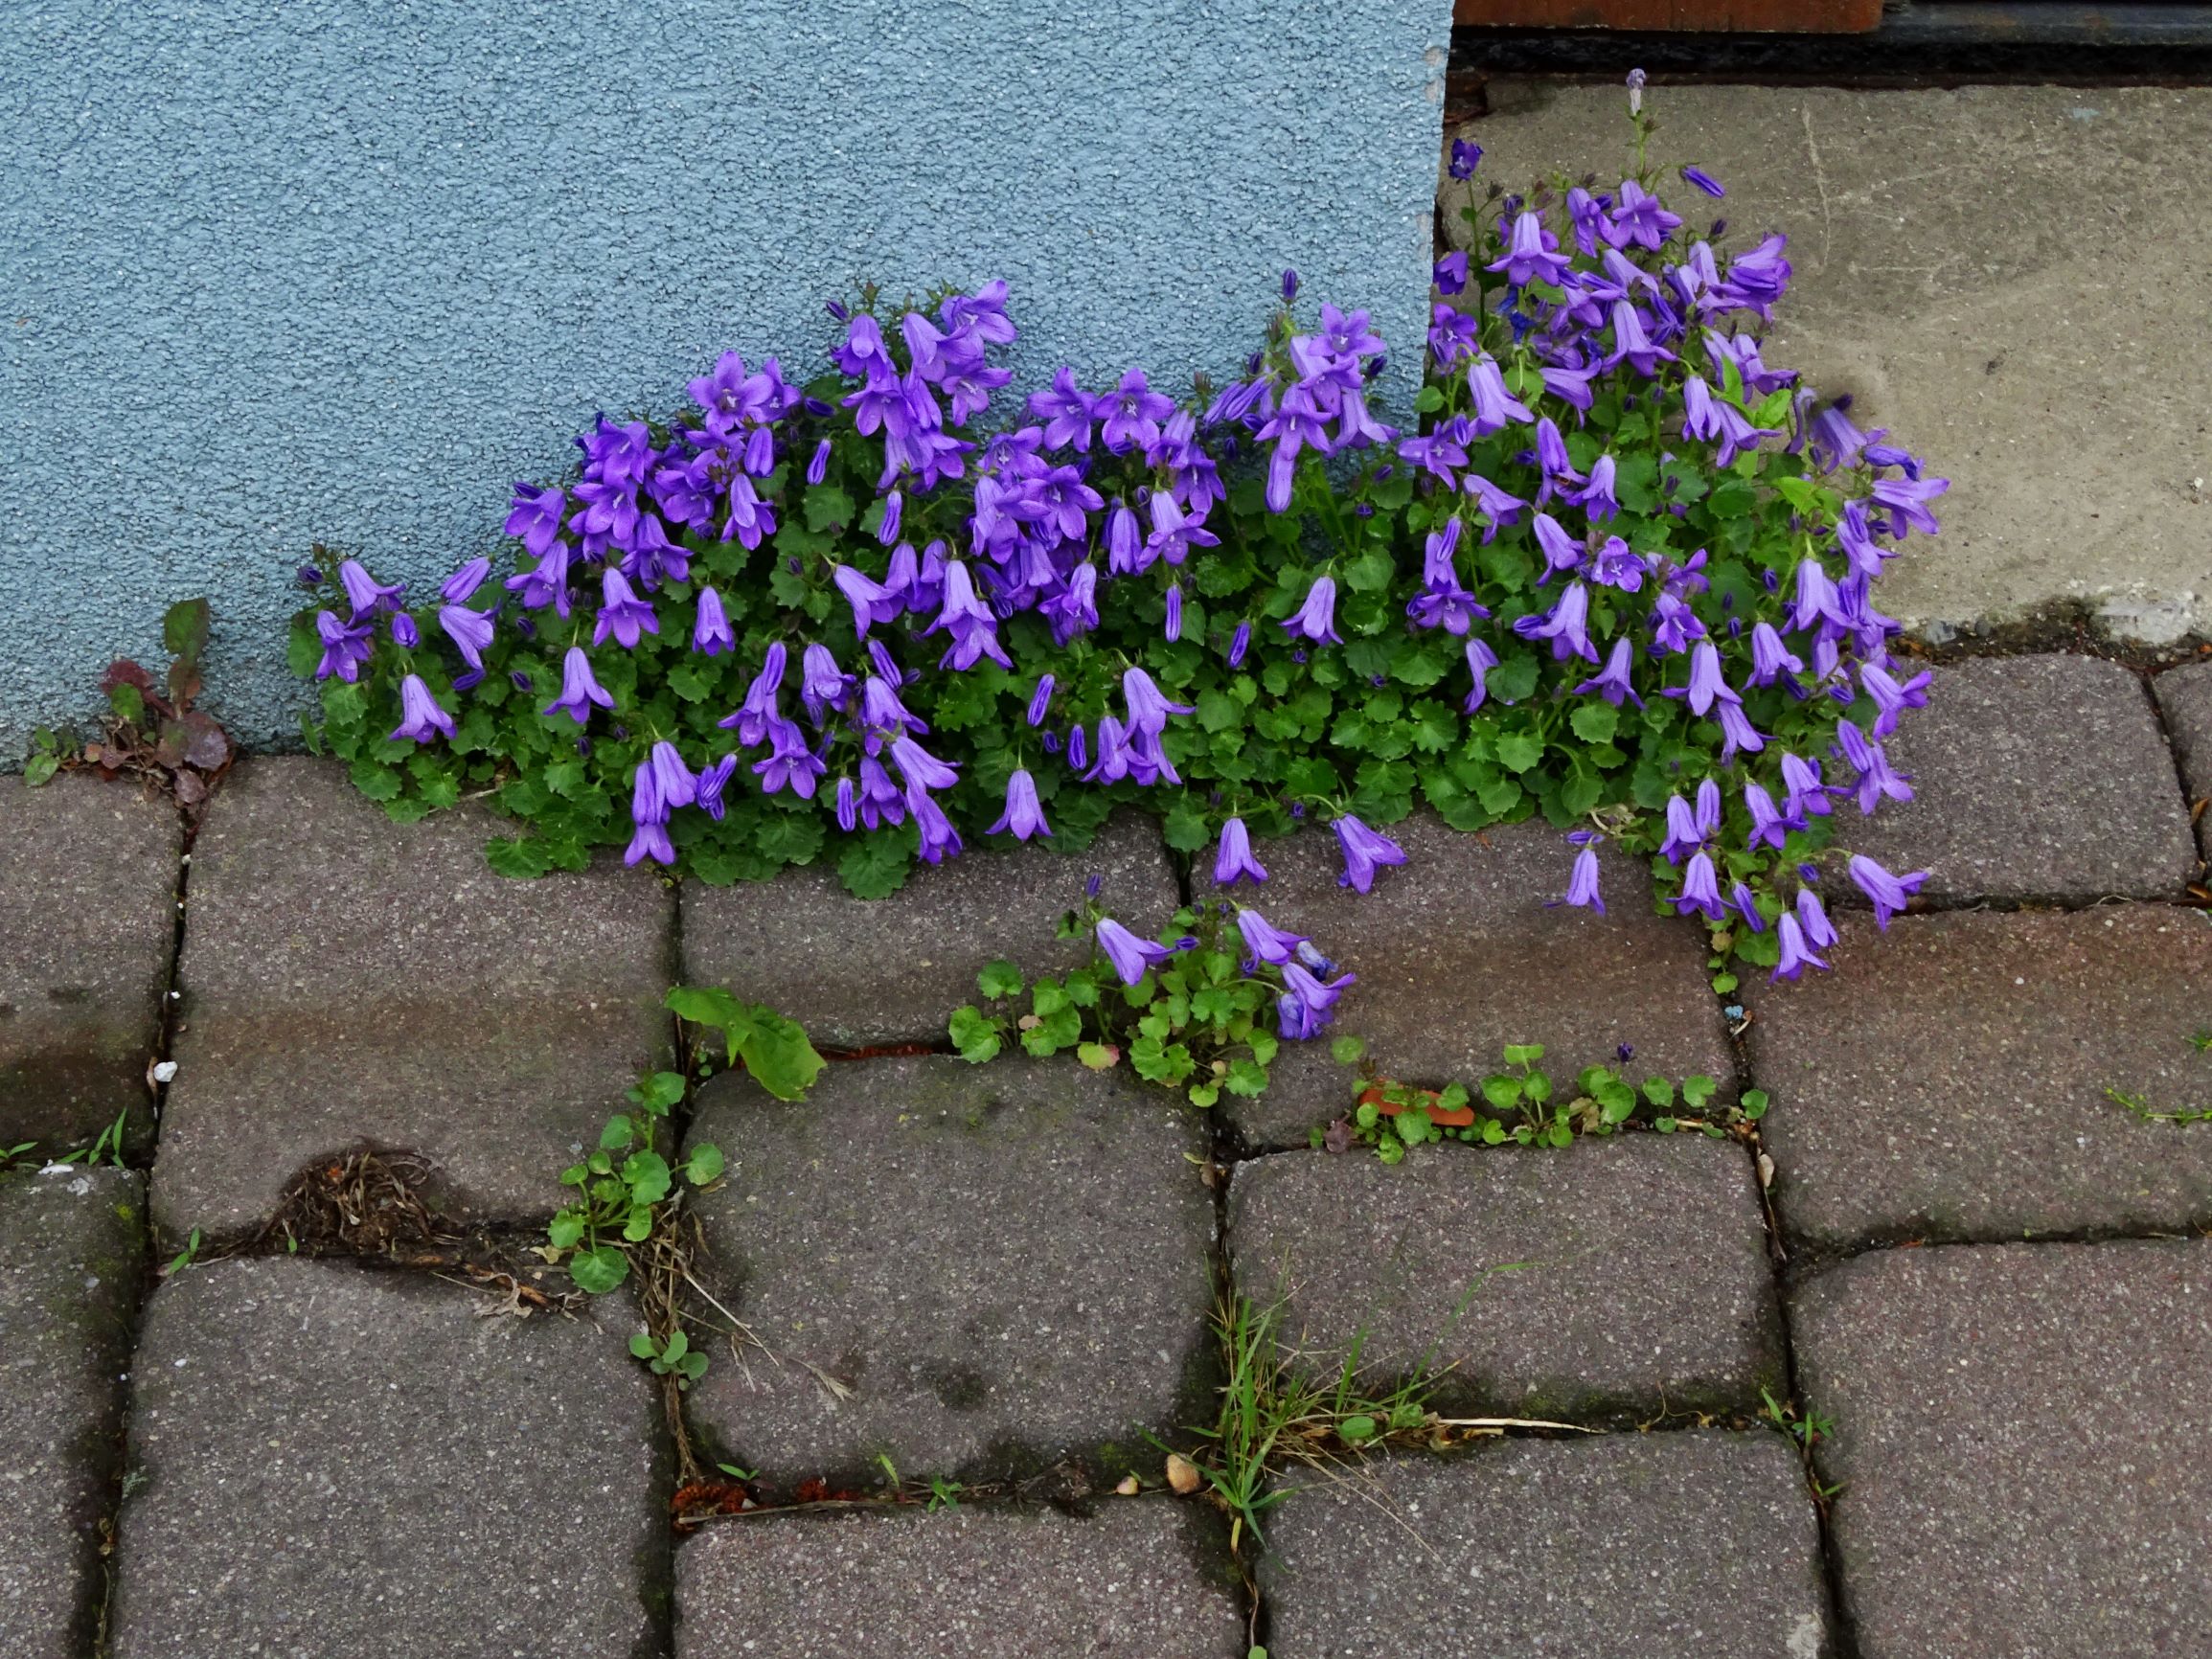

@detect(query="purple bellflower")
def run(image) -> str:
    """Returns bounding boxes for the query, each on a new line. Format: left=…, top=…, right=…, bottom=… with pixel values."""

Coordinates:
left=389, top=673, right=455, bottom=743
left=1282, top=574, right=1341, bottom=644
left=1236, top=908, right=1307, bottom=966
left=1214, top=818, right=1268, bottom=886
left=990, top=768, right=1051, bottom=840
left=313, top=610, right=373, bottom=682
left=1096, top=917, right=1175, bottom=986
left=1848, top=853, right=1927, bottom=929
left=1334, top=814, right=1406, bottom=894
left=544, top=647, right=616, bottom=724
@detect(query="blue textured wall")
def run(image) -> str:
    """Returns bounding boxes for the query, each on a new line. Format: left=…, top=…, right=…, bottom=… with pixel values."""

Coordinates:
left=1, top=1, right=1450, bottom=754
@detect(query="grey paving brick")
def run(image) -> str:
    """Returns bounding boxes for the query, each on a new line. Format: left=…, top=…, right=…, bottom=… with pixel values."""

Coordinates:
left=681, top=1055, right=1216, bottom=1486
left=1750, top=906, right=2212, bottom=1252
left=156, top=757, right=673, bottom=1240
left=679, top=809, right=1177, bottom=1052
left=1214, top=816, right=1732, bottom=1153
left=107, top=1256, right=664, bottom=1659
left=0, top=1167, right=145, bottom=1659
left=673, top=1501, right=1243, bottom=1658
left=1847, top=654, right=2195, bottom=904
left=0, top=774, right=177, bottom=1153
left=1227, top=1136, right=1782, bottom=1421
left=1792, top=1239, right=2212, bottom=1659
left=1259, top=1434, right=1833, bottom=1657
left=2154, top=659, right=2212, bottom=859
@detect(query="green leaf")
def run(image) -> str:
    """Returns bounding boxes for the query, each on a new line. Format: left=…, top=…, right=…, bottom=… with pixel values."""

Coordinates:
left=108, top=682, right=145, bottom=725
left=838, top=831, right=914, bottom=899
left=348, top=758, right=403, bottom=802
left=1338, top=1414, right=1379, bottom=1443
left=1331, top=1034, right=1367, bottom=1066
left=978, top=960, right=1024, bottom=1000
left=805, top=484, right=855, bottom=534
left=1641, top=1077, right=1675, bottom=1109
left=484, top=836, right=552, bottom=879
left=1741, top=1089, right=1770, bottom=1121
left=23, top=752, right=59, bottom=787
left=948, top=1006, right=1002, bottom=1064
left=1681, top=1075, right=1718, bottom=1108
left=634, top=1072, right=688, bottom=1115
left=1568, top=702, right=1619, bottom=744
left=1077, top=1041, right=1118, bottom=1071
left=730, top=1007, right=826, bottom=1101
left=1162, top=800, right=1210, bottom=852
left=163, top=597, right=212, bottom=664
left=1482, top=1076, right=1523, bottom=1110
left=1494, top=731, right=1545, bottom=774
left=547, top=1212, right=585, bottom=1249
left=629, top=1331, right=659, bottom=1360
left=1031, top=977, right=1069, bottom=1016
left=600, top=1117, right=637, bottom=1150
left=570, top=1245, right=629, bottom=1295
left=622, top=1150, right=672, bottom=1206
left=1225, top=1058, right=1269, bottom=1098
left=685, top=1143, right=726, bottom=1185
left=1502, top=1043, right=1545, bottom=1067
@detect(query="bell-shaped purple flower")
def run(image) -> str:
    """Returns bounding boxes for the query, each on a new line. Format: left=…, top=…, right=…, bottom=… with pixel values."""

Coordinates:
left=1214, top=818, right=1268, bottom=886
left=857, top=756, right=906, bottom=829
left=1848, top=853, right=1927, bottom=930
left=1859, top=662, right=1931, bottom=739
left=441, top=557, right=491, bottom=604
left=1334, top=814, right=1406, bottom=894
left=1659, top=793, right=1702, bottom=864
left=989, top=768, right=1051, bottom=841
left=694, top=586, right=736, bottom=655
left=1796, top=888, right=1838, bottom=950
left=1771, top=912, right=1829, bottom=981
left=1026, top=674, right=1056, bottom=728
left=438, top=604, right=494, bottom=670
left=389, top=673, right=455, bottom=744
left=314, top=610, right=373, bottom=683
left=1463, top=637, right=1500, bottom=713
left=1572, top=637, right=1644, bottom=709
left=543, top=646, right=616, bottom=725
left=1674, top=851, right=1724, bottom=920
left=695, top=755, right=738, bottom=823
left=1235, top=908, right=1306, bottom=966
left=1835, top=721, right=1915, bottom=814
left=339, top=558, right=406, bottom=619
left=718, top=642, right=788, bottom=745
left=1096, top=917, right=1175, bottom=986
left=1743, top=782, right=1795, bottom=852
left=1123, top=667, right=1195, bottom=737
left=1747, top=621, right=1803, bottom=687
left=1561, top=844, right=1605, bottom=915
left=1513, top=580, right=1599, bottom=665
left=1282, top=573, right=1341, bottom=645
left=800, top=643, right=855, bottom=725
left=593, top=567, right=660, bottom=649
left=832, top=563, right=903, bottom=639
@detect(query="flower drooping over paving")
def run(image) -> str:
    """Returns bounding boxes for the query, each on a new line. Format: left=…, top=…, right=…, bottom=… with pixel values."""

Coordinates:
left=301, top=90, right=1940, bottom=1016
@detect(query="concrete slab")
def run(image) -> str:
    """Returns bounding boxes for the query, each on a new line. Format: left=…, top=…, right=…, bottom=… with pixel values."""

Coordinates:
left=107, top=1256, right=665, bottom=1659
left=156, top=757, right=673, bottom=1240
left=681, top=1055, right=1216, bottom=1488
left=0, top=774, right=176, bottom=1153
left=673, top=1502, right=1243, bottom=1659
left=1227, top=1136, right=1782, bottom=1421
left=1459, top=81, right=2212, bottom=642
left=2154, top=659, right=2212, bottom=858
left=1215, top=816, right=1732, bottom=1152
left=680, top=810, right=1178, bottom=1052
left=1844, top=654, right=2195, bottom=904
left=1792, top=1239, right=2212, bottom=1659
left=0, top=1168, right=145, bottom=1659
left=1259, top=1434, right=1833, bottom=1656
left=1749, top=906, right=2212, bottom=1251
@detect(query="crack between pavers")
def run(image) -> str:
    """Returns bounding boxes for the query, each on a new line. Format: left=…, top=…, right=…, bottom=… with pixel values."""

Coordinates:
left=80, top=812, right=196, bottom=1656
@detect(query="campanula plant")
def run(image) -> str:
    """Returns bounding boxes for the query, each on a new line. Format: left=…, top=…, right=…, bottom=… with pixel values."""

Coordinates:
left=298, top=79, right=1938, bottom=988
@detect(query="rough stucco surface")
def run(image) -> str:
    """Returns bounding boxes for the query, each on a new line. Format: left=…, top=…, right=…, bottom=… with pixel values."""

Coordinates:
left=0, top=1, right=1450, bottom=757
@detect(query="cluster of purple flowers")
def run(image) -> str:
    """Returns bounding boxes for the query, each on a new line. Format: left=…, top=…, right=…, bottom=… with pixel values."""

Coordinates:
left=315, top=96, right=1948, bottom=1039
left=1422, top=139, right=1944, bottom=978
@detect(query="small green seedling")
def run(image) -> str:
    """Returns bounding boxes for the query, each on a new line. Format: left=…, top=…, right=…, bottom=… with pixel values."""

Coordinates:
left=166, top=1228, right=203, bottom=1275
left=57, top=1107, right=132, bottom=1169
left=630, top=1328, right=708, bottom=1388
